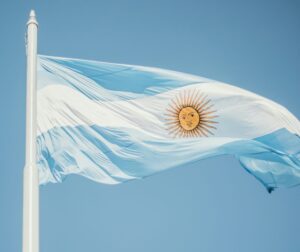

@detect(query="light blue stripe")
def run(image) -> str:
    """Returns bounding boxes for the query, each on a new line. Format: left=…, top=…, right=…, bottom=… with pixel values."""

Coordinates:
left=38, top=55, right=212, bottom=97
left=37, top=125, right=300, bottom=192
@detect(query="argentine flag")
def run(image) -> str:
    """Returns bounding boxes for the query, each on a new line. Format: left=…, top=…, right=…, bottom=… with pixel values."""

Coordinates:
left=37, top=55, right=300, bottom=192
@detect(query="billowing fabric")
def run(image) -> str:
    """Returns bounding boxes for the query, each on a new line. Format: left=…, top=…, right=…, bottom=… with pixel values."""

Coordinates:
left=37, top=55, right=300, bottom=192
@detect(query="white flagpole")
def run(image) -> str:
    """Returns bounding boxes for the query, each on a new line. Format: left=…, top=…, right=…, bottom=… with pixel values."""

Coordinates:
left=23, top=10, right=39, bottom=252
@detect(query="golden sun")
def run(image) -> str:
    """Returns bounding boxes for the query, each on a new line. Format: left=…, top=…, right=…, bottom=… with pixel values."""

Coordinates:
left=165, top=89, right=218, bottom=138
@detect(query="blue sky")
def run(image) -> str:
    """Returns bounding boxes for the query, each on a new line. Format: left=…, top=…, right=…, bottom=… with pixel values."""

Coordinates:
left=0, top=0, right=300, bottom=251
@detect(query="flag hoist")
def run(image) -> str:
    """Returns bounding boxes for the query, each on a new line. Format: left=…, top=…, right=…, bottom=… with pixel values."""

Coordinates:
left=23, top=10, right=39, bottom=252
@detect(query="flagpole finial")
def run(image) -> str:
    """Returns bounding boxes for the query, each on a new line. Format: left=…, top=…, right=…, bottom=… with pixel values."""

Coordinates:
left=27, top=10, right=38, bottom=26
left=30, top=10, right=35, bottom=17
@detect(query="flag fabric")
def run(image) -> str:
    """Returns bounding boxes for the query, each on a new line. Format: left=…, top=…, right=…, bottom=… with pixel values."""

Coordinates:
left=37, top=55, right=300, bottom=192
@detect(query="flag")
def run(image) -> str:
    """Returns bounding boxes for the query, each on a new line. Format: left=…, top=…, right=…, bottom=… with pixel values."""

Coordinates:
left=37, top=55, right=300, bottom=192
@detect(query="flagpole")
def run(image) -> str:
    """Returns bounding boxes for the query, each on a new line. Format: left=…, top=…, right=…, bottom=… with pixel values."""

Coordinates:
left=23, top=10, right=39, bottom=252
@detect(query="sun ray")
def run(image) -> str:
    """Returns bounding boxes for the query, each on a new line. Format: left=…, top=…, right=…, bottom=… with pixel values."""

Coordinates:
left=197, top=127, right=208, bottom=137
left=166, top=108, right=179, bottom=115
left=170, top=99, right=180, bottom=109
left=201, top=109, right=217, bottom=115
left=183, top=90, right=187, bottom=106
left=187, top=90, right=192, bottom=106
left=187, top=90, right=195, bottom=105
left=193, top=92, right=203, bottom=106
left=199, top=125, right=214, bottom=136
left=201, top=123, right=217, bottom=130
left=201, top=113, right=218, bottom=119
left=197, top=98, right=211, bottom=110
left=200, top=119, right=218, bottom=124
left=198, top=93, right=208, bottom=104
left=165, top=121, right=180, bottom=126
left=198, top=104, right=214, bottom=114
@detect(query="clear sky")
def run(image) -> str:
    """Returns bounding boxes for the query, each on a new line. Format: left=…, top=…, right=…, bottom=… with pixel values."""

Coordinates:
left=0, top=0, right=300, bottom=251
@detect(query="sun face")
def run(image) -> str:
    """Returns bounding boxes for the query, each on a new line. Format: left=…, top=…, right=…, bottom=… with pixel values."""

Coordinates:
left=165, top=89, right=218, bottom=138
left=178, top=106, right=200, bottom=131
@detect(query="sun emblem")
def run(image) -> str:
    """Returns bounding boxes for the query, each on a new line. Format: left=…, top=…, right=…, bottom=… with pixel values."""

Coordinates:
left=165, top=89, right=218, bottom=137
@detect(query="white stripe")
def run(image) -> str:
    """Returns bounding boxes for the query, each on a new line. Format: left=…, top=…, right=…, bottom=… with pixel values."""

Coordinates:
left=37, top=83, right=300, bottom=139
